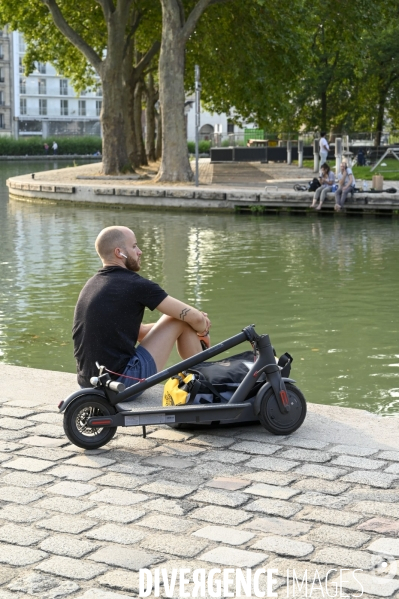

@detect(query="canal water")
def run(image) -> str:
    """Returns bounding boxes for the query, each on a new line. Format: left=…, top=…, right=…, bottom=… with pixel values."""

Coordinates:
left=1, top=161, right=399, bottom=415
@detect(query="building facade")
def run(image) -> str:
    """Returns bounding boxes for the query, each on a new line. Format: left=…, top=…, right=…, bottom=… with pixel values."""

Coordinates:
left=12, top=32, right=101, bottom=138
left=0, top=27, right=14, bottom=136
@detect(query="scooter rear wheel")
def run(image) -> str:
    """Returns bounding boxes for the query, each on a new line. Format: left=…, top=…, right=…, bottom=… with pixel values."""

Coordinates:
left=259, top=382, right=306, bottom=435
left=63, top=395, right=117, bottom=450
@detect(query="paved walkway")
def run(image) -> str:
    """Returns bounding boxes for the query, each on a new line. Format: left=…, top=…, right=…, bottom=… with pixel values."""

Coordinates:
left=1, top=364, right=399, bottom=598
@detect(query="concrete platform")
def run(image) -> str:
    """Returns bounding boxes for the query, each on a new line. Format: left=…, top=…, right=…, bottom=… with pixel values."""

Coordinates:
left=1, top=363, right=399, bottom=598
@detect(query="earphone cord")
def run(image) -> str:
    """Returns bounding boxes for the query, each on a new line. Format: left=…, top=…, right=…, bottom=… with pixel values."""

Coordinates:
left=104, top=367, right=146, bottom=382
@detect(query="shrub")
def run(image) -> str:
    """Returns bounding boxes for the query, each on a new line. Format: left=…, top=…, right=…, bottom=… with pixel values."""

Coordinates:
left=0, top=136, right=102, bottom=156
left=187, top=140, right=211, bottom=154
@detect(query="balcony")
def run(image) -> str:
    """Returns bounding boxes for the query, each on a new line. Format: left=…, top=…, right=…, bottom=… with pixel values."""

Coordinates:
left=0, top=78, right=4, bottom=83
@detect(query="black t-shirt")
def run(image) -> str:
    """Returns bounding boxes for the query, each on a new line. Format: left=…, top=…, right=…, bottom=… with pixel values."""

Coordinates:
left=73, top=266, right=168, bottom=387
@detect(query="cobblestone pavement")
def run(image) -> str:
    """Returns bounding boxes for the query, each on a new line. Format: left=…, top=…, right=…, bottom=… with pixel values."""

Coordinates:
left=1, top=371, right=399, bottom=598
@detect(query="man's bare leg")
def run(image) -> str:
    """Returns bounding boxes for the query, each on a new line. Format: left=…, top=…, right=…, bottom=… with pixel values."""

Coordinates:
left=139, top=315, right=203, bottom=371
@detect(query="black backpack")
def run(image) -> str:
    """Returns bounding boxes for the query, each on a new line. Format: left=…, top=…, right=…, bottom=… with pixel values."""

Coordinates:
left=308, top=178, right=321, bottom=192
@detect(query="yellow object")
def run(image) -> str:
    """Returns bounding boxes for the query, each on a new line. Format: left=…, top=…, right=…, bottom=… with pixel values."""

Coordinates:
left=163, top=372, right=195, bottom=406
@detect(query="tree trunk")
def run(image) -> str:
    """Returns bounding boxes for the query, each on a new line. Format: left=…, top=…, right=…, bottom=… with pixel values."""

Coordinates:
left=156, top=106, right=162, bottom=160
left=146, top=73, right=157, bottom=162
left=134, top=80, right=147, bottom=166
left=156, top=10, right=192, bottom=182
left=321, top=90, right=327, bottom=133
left=374, top=83, right=389, bottom=146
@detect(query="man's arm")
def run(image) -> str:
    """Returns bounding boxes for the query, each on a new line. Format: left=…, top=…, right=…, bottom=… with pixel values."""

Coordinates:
left=156, top=296, right=210, bottom=335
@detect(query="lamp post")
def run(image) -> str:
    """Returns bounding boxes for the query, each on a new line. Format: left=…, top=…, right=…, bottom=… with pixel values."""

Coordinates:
left=194, top=65, right=201, bottom=187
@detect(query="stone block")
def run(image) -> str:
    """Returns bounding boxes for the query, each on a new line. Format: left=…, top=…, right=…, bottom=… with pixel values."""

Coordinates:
left=244, top=498, right=301, bottom=518
left=89, top=488, right=147, bottom=505
left=137, top=188, right=165, bottom=197
left=154, top=442, right=207, bottom=457
left=136, top=514, right=193, bottom=533
left=332, top=571, right=399, bottom=598
left=23, top=435, right=67, bottom=447
left=0, top=504, right=50, bottom=523
left=3, top=457, right=54, bottom=472
left=86, top=505, right=145, bottom=524
left=7, top=573, right=79, bottom=596
left=145, top=497, right=195, bottom=515
left=94, top=472, right=142, bottom=489
left=93, top=188, right=114, bottom=195
left=349, top=501, right=399, bottom=519
left=292, top=478, right=350, bottom=495
left=18, top=446, right=73, bottom=461
left=166, top=190, right=195, bottom=199
left=89, top=545, right=163, bottom=570
left=110, top=436, right=157, bottom=451
left=97, top=569, right=141, bottom=593
left=86, top=523, right=143, bottom=545
left=201, top=450, right=247, bottom=463
left=252, top=535, right=314, bottom=558
left=384, top=462, right=399, bottom=474
left=187, top=434, right=235, bottom=448
left=281, top=448, right=332, bottom=463
left=230, top=441, right=281, bottom=455
left=139, top=479, right=196, bottom=498
left=242, top=516, right=311, bottom=537
left=266, top=557, right=330, bottom=581
left=378, top=451, right=399, bottom=461
left=297, top=506, right=362, bottom=526
left=141, top=532, right=208, bottom=558
left=280, top=438, right=329, bottom=450
left=0, top=523, right=48, bottom=546
left=331, top=444, right=377, bottom=457
left=36, top=514, right=95, bottom=534
left=190, top=488, right=249, bottom=507
left=294, top=463, right=348, bottom=480
left=242, top=471, right=298, bottom=486
left=55, top=186, right=75, bottom=193
left=50, top=465, right=103, bottom=481
left=141, top=455, right=195, bottom=469
left=0, top=417, right=34, bottom=430
left=36, top=555, right=107, bottom=580
left=331, top=454, right=386, bottom=470
left=358, top=517, right=399, bottom=536
left=0, top=485, right=43, bottom=504
left=41, top=185, right=56, bottom=192
left=48, top=481, right=97, bottom=497
left=37, top=496, right=91, bottom=514
left=147, top=428, right=193, bottom=442
left=64, top=455, right=115, bottom=468
left=205, top=477, right=251, bottom=491
left=347, top=488, right=399, bottom=503
left=246, top=456, right=299, bottom=471
left=76, top=589, right=131, bottom=599
left=195, top=191, right=226, bottom=201
left=306, top=524, right=370, bottom=548
left=226, top=192, right=258, bottom=202
left=368, top=538, right=399, bottom=557
left=40, top=535, right=98, bottom=558
left=27, top=423, right=65, bottom=438
left=311, top=547, right=374, bottom=570
left=293, top=491, right=350, bottom=508
left=191, top=462, right=246, bottom=478
left=189, top=505, right=252, bottom=525
left=192, top=525, right=255, bottom=546
left=243, top=482, right=300, bottom=501
left=0, top=406, right=35, bottom=418
left=201, top=546, right=266, bottom=568
left=114, top=188, right=138, bottom=196
left=0, top=542, right=47, bottom=566
left=341, top=470, right=397, bottom=488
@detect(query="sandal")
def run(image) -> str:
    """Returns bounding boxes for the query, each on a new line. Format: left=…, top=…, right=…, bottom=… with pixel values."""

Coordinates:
left=198, top=333, right=211, bottom=350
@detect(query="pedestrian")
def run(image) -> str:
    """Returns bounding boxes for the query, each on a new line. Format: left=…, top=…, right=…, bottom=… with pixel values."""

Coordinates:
left=52, top=141, right=58, bottom=155
left=73, top=226, right=211, bottom=390
left=44, top=143, right=49, bottom=155
left=335, top=162, right=355, bottom=211
left=319, top=132, right=329, bottom=164
left=310, top=163, right=335, bottom=210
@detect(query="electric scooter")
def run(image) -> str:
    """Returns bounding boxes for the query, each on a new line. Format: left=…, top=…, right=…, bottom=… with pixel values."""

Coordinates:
left=59, top=325, right=307, bottom=450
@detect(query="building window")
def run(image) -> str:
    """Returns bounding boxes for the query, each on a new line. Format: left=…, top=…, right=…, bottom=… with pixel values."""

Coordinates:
left=0, top=68, right=4, bottom=83
left=38, top=78, right=46, bottom=94
left=96, top=100, right=102, bottom=116
left=20, top=78, right=26, bottom=94
left=37, top=62, right=46, bottom=74
left=80, top=89, right=87, bottom=96
left=20, top=98, right=27, bottom=115
left=19, top=35, right=25, bottom=53
left=0, top=114, right=5, bottom=129
left=60, top=99, right=68, bottom=115
left=78, top=100, right=86, bottom=116
left=96, top=86, right=102, bottom=97
left=60, top=79, right=68, bottom=95
left=39, top=99, right=47, bottom=115
left=0, top=91, right=4, bottom=106
left=227, top=121, right=235, bottom=134
left=19, top=57, right=24, bottom=74
left=0, top=45, right=4, bottom=60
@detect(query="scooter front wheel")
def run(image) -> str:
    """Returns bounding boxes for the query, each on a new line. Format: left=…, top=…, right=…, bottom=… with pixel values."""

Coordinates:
left=259, top=382, right=306, bottom=435
left=63, top=395, right=117, bottom=450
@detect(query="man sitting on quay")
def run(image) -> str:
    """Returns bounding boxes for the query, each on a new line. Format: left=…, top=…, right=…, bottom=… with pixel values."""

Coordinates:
left=335, top=161, right=356, bottom=211
left=73, top=226, right=211, bottom=390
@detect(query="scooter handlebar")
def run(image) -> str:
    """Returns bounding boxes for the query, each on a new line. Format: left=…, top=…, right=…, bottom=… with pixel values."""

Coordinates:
left=108, top=381, right=126, bottom=393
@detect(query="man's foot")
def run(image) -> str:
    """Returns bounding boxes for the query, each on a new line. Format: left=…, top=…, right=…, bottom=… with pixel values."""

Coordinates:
left=198, top=333, right=211, bottom=350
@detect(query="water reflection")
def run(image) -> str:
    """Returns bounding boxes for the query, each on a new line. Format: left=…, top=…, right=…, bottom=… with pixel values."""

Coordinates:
left=1, top=161, right=399, bottom=415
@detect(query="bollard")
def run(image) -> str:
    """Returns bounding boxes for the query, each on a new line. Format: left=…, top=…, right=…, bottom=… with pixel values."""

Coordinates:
left=287, top=140, right=292, bottom=165
left=335, top=137, right=342, bottom=177
left=298, top=139, right=303, bottom=168
left=313, top=138, right=320, bottom=173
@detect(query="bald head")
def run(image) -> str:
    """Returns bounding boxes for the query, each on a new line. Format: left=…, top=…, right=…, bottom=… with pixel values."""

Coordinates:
left=95, top=226, right=132, bottom=261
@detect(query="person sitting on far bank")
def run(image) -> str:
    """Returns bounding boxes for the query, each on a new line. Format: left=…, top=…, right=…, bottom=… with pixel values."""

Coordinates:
left=335, top=162, right=355, bottom=211
left=319, top=132, right=329, bottom=164
left=73, top=226, right=211, bottom=391
left=310, top=163, right=335, bottom=210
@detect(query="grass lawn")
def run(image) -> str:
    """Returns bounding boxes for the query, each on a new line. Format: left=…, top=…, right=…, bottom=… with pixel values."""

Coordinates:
left=297, top=159, right=399, bottom=181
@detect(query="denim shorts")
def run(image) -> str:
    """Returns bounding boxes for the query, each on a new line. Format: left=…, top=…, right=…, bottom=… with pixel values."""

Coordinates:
left=117, top=345, right=157, bottom=393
